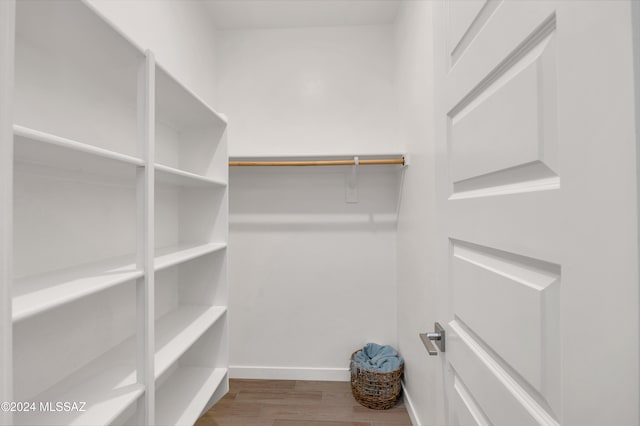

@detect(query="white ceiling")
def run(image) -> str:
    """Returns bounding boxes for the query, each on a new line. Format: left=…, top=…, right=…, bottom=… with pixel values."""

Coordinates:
left=203, top=0, right=401, bottom=30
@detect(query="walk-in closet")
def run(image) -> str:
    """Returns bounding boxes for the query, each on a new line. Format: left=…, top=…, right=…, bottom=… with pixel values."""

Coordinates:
left=0, top=1, right=639, bottom=425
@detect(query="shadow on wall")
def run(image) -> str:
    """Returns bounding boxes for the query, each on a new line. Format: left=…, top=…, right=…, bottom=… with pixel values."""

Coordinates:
left=229, top=165, right=403, bottom=233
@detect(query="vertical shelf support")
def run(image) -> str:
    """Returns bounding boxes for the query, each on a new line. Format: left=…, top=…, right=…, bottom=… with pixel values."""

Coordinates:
left=136, top=51, right=155, bottom=426
left=0, top=2, right=14, bottom=425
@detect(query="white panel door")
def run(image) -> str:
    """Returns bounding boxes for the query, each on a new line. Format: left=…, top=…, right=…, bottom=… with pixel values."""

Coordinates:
left=433, top=1, right=639, bottom=425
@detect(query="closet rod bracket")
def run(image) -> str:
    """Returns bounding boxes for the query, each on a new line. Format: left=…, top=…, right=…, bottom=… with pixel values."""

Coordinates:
left=346, top=156, right=359, bottom=203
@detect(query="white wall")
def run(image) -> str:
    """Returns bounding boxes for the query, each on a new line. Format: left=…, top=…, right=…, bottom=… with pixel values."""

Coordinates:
left=394, top=2, right=437, bottom=425
left=87, top=0, right=219, bottom=107
left=218, top=26, right=397, bottom=157
left=218, top=25, right=401, bottom=380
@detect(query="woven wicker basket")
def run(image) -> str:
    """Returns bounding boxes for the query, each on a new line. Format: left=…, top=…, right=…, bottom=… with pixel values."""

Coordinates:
left=350, top=350, right=403, bottom=410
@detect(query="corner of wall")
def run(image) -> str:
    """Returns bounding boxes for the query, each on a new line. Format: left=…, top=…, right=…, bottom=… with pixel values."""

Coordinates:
left=393, top=1, right=438, bottom=425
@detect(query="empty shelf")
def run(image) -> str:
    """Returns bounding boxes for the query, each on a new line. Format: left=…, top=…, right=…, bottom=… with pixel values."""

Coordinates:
left=155, top=367, right=226, bottom=426
left=155, top=243, right=227, bottom=272
left=14, top=125, right=143, bottom=179
left=155, top=163, right=226, bottom=188
left=16, top=383, right=143, bottom=426
left=14, top=338, right=143, bottom=426
left=156, top=63, right=227, bottom=131
left=13, top=256, right=143, bottom=322
left=155, top=305, right=227, bottom=379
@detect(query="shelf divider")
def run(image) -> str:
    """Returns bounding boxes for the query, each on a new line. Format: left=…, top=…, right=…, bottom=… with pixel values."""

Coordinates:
left=0, top=1, right=14, bottom=425
left=136, top=50, right=155, bottom=426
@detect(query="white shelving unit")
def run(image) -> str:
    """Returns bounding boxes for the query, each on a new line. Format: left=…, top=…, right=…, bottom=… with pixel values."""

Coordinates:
left=1, top=1, right=229, bottom=425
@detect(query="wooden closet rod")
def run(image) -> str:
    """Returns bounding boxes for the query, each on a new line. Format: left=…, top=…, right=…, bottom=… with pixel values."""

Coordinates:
left=229, top=157, right=405, bottom=167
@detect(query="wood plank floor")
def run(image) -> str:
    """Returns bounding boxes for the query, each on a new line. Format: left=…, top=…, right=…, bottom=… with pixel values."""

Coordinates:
left=195, top=379, right=413, bottom=426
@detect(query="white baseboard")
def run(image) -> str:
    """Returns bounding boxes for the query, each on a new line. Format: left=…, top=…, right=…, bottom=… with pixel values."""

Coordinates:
left=402, top=382, right=421, bottom=426
left=229, top=365, right=350, bottom=382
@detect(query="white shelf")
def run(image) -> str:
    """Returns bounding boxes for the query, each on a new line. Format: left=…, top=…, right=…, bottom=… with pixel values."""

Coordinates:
left=154, top=63, right=228, bottom=180
left=15, top=125, right=143, bottom=166
left=155, top=163, right=227, bottom=188
left=155, top=243, right=227, bottom=272
left=156, top=64, right=227, bottom=131
left=16, top=383, right=144, bottom=426
left=14, top=125, right=143, bottom=180
left=13, top=244, right=226, bottom=322
left=155, top=367, right=226, bottom=426
left=155, top=305, right=226, bottom=379
left=13, top=255, right=143, bottom=322
left=14, top=341, right=143, bottom=426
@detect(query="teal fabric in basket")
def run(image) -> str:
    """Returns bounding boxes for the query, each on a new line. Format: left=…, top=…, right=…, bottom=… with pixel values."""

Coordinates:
left=352, top=343, right=403, bottom=373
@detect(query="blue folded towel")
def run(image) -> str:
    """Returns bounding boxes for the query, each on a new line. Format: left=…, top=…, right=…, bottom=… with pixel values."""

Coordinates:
left=352, top=343, right=403, bottom=373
